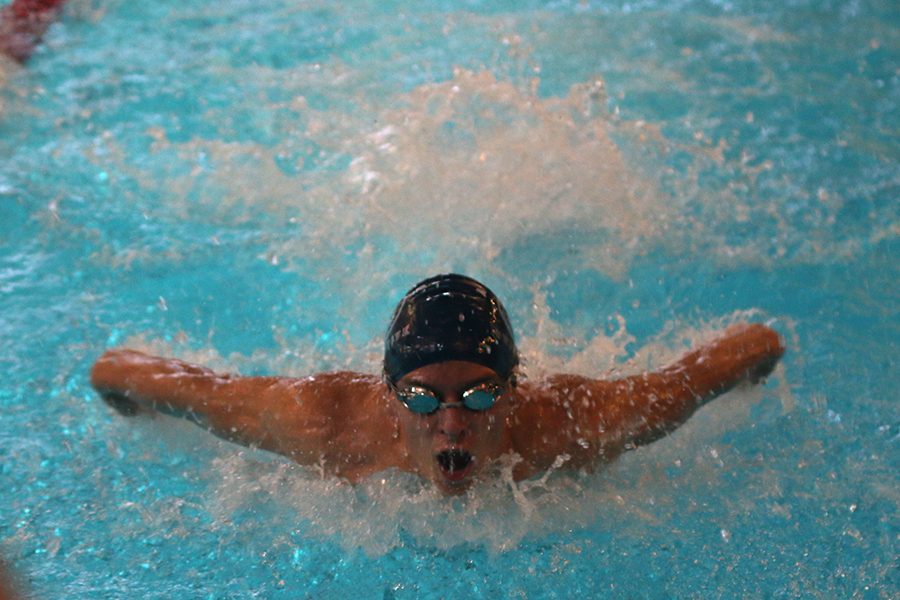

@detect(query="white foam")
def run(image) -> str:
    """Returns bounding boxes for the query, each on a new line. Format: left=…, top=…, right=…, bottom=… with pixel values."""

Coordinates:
left=199, top=386, right=779, bottom=557
left=76, top=51, right=894, bottom=286
left=88, top=68, right=663, bottom=281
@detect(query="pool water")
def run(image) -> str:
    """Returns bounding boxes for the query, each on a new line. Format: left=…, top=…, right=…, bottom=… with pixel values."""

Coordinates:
left=1, top=0, right=897, bottom=597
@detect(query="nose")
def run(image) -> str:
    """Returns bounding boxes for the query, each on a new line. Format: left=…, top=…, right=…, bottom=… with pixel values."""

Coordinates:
left=437, top=402, right=469, bottom=442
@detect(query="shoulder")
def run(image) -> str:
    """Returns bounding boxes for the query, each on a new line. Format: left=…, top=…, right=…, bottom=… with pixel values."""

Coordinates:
left=258, top=371, right=395, bottom=470
left=512, top=374, right=616, bottom=416
left=507, top=374, right=619, bottom=473
left=506, top=377, right=573, bottom=465
left=288, top=371, right=382, bottom=394
left=298, top=371, right=401, bottom=477
left=280, top=371, right=384, bottom=416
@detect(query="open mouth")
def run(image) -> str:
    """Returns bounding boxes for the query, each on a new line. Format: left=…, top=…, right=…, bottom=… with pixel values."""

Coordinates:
left=435, top=449, right=474, bottom=482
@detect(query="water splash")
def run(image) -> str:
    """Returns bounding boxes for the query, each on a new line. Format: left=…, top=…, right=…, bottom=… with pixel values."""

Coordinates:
left=121, top=307, right=791, bottom=556
left=88, top=68, right=662, bottom=279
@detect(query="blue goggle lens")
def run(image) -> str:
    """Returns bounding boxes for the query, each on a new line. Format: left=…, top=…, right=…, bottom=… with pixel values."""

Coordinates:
left=404, top=392, right=440, bottom=414
left=462, top=389, right=496, bottom=411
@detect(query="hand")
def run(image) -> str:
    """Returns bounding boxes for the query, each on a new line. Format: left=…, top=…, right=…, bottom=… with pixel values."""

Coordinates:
left=101, top=391, right=142, bottom=416
left=720, top=322, right=785, bottom=383
left=748, top=352, right=781, bottom=383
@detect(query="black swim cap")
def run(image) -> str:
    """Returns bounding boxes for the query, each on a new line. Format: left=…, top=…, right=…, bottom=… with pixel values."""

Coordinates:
left=383, top=274, right=518, bottom=384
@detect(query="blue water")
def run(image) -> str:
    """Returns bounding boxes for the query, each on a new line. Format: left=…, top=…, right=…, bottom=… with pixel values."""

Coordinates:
left=1, top=0, right=897, bottom=597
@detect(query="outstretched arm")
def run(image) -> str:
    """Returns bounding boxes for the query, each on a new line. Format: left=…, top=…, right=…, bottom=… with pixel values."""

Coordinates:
left=90, top=349, right=371, bottom=465
left=602, top=322, right=784, bottom=448
left=514, top=323, right=785, bottom=472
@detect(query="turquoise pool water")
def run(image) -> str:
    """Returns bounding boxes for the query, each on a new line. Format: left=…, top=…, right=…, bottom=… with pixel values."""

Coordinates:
left=1, top=0, right=897, bottom=597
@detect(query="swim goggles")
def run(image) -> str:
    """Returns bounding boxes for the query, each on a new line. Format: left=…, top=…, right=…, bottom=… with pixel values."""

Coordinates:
left=389, top=381, right=505, bottom=415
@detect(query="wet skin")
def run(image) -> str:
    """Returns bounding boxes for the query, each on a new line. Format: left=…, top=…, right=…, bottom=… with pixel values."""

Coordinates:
left=392, top=362, right=514, bottom=494
left=91, top=323, right=785, bottom=494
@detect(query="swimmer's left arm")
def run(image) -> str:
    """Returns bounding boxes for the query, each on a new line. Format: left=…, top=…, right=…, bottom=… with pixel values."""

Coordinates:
left=517, top=323, right=785, bottom=469
left=592, top=323, right=785, bottom=452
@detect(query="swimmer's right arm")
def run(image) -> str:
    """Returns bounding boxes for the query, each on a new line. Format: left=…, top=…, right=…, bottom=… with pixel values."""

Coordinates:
left=89, top=349, right=347, bottom=463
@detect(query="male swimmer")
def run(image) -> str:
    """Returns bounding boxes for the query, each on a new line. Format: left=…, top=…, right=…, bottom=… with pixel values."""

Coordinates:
left=91, top=274, right=785, bottom=495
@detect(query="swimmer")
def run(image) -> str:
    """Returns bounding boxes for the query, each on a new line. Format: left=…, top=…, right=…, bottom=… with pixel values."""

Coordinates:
left=0, top=0, right=67, bottom=63
left=91, top=274, right=785, bottom=495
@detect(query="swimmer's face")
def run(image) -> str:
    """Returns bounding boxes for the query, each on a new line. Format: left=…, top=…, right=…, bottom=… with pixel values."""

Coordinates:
left=393, top=361, right=513, bottom=495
